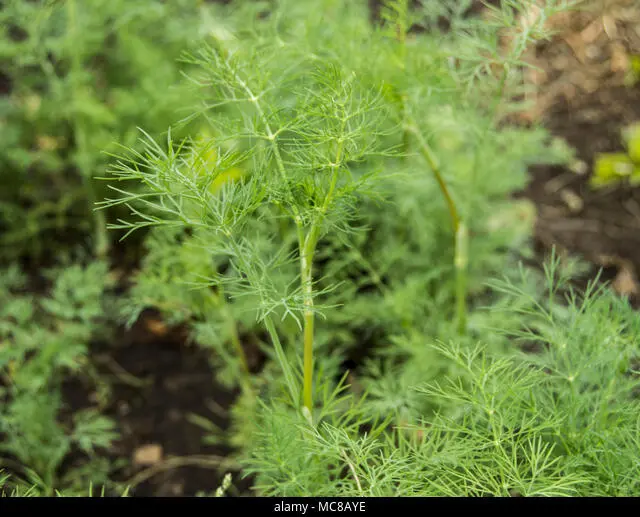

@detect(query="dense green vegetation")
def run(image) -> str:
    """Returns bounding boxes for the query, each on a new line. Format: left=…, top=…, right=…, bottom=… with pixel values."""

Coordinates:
left=2, top=0, right=639, bottom=497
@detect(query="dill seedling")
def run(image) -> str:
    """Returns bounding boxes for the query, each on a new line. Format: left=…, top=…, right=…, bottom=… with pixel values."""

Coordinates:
left=101, top=2, right=396, bottom=413
left=377, top=0, right=581, bottom=334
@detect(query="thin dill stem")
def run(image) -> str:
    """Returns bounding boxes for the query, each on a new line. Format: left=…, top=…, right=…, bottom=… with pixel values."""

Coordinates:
left=67, top=0, right=109, bottom=258
left=216, top=288, right=251, bottom=379
left=228, top=63, right=324, bottom=408
left=389, top=0, right=467, bottom=334
left=341, top=449, right=363, bottom=494
left=236, top=76, right=317, bottom=412
left=406, top=123, right=467, bottom=334
left=232, top=67, right=321, bottom=408
left=454, top=223, right=468, bottom=335
left=406, top=125, right=460, bottom=232
left=264, top=315, right=299, bottom=406
left=301, top=252, right=315, bottom=411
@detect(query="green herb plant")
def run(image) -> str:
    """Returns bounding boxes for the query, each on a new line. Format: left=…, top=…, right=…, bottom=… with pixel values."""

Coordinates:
left=102, top=3, right=397, bottom=416
left=106, top=0, right=572, bottom=404
left=377, top=0, right=580, bottom=334
left=1, top=0, right=637, bottom=498
left=0, top=0, right=217, bottom=260
left=592, top=122, right=640, bottom=187
left=243, top=252, right=640, bottom=496
left=0, top=260, right=120, bottom=495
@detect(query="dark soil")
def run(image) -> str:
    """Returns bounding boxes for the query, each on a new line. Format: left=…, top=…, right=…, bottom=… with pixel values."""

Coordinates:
left=517, top=2, right=640, bottom=306
left=522, top=82, right=640, bottom=304
left=62, top=310, right=255, bottom=497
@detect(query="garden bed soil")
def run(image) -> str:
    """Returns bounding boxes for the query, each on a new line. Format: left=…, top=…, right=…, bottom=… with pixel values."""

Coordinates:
left=518, top=0, right=640, bottom=305
left=61, top=310, right=256, bottom=497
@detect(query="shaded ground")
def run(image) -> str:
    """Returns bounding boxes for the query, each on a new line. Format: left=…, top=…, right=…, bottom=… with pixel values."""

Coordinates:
left=62, top=310, right=253, bottom=497
left=517, top=0, right=640, bottom=304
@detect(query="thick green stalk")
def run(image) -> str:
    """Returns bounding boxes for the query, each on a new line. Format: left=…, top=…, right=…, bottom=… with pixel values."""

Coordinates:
left=233, top=69, right=321, bottom=409
left=298, top=134, right=344, bottom=412
left=300, top=235, right=316, bottom=412
left=391, top=1, right=467, bottom=334
left=407, top=124, right=467, bottom=334
left=232, top=49, right=349, bottom=411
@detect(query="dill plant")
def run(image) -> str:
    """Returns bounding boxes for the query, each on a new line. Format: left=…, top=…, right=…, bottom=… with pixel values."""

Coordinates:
left=245, top=256, right=640, bottom=496
left=100, top=0, right=634, bottom=497
left=372, top=0, right=581, bottom=334
left=102, top=1, right=396, bottom=413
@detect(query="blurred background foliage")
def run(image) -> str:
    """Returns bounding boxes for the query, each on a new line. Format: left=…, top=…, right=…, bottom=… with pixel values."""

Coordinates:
left=0, top=0, right=219, bottom=261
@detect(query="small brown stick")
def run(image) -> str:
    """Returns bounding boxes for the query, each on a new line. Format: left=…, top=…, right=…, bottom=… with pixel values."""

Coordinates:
left=126, top=454, right=235, bottom=490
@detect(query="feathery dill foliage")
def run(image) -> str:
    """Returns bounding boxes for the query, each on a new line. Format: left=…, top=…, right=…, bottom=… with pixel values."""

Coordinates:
left=245, top=259, right=640, bottom=496
left=103, top=0, right=397, bottom=413
left=100, top=0, right=640, bottom=496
